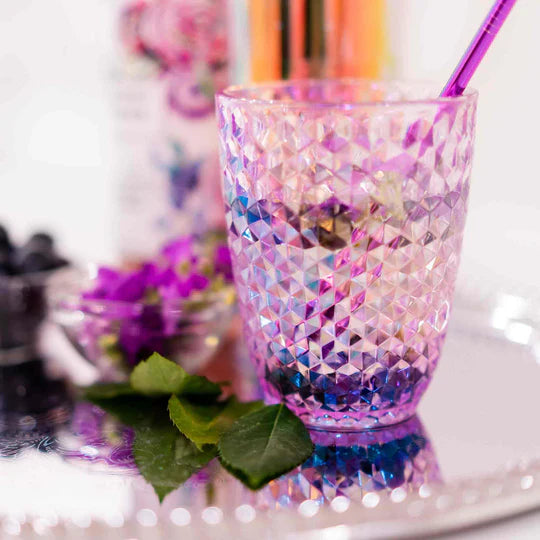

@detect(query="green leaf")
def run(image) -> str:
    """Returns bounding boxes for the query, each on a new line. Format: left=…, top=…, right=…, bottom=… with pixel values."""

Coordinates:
left=133, top=406, right=217, bottom=502
left=218, top=404, right=314, bottom=490
left=83, top=382, right=137, bottom=401
left=179, top=375, right=223, bottom=401
left=130, top=353, right=190, bottom=396
left=168, top=396, right=263, bottom=450
left=129, top=352, right=221, bottom=399
left=89, top=394, right=216, bottom=502
left=85, top=394, right=168, bottom=429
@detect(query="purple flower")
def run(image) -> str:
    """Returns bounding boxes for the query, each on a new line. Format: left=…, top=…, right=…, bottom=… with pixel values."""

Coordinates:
left=177, top=273, right=210, bottom=298
left=214, top=245, right=233, bottom=281
left=187, top=272, right=210, bottom=291
left=157, top=272, right=209, bottom=301
left=83, top=265, right=158, bottom=303
left=79, top=234, right=233, bottom=370
left=118, top=306, right=168, bottom=365
left=161, top=237, right=195, bottom=266
left=82, top=267, right=121, bottom=300
left=110, top=273, right=146, bottom=302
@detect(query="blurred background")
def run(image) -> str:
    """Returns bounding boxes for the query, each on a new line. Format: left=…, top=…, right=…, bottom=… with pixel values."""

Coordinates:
left=0, top=0, right=538, bottom=286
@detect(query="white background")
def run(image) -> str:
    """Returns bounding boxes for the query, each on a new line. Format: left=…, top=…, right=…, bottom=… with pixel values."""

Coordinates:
left=388, top=0, right=540, bottom=290
left=1, top=0, right=539, bottom=282
left=0, top=2, right=539, bottom=536
left=0, top=0, right=116, bottom=262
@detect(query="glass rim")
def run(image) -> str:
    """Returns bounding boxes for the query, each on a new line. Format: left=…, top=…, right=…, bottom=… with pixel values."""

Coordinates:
left=217, top=78, right=478, bottom=109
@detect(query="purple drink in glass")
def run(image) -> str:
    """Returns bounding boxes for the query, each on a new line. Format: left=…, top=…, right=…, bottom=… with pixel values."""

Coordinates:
left=217, top=80, right=477, bottom=429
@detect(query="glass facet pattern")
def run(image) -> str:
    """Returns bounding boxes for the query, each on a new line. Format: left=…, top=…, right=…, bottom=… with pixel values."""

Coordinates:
left=217, top=81, right=477, bottom=428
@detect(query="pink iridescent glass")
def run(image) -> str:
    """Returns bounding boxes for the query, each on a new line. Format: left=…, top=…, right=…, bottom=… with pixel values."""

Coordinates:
left=217, top=80, right=477, bottom=429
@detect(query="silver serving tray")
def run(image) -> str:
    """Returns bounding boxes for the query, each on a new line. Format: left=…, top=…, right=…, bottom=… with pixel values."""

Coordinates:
left=0, top=280, right=539, bottom=539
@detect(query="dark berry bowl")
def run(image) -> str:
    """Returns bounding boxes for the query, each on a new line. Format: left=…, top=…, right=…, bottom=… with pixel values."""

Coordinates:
left=0, top=227, right=69, bottom=364
left=48, top=266, right=236, bottom=381
left=0, top=271, right=60, bottom=364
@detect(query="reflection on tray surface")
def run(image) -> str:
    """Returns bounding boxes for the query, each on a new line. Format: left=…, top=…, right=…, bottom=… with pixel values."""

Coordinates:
left=55, top=398, right=441, bottom=510
left=0, top=357, right=441, bottom=512
left=264, top=415, right=441, bottom=508
left=60, top=402, right=136, bottom=468
left=0, top=358, right=71, bottom=457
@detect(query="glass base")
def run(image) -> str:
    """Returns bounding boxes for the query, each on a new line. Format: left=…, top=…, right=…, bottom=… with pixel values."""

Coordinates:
left=291, top=402, right=419, bottom=432
left=259, top=378, right=425, bottom=431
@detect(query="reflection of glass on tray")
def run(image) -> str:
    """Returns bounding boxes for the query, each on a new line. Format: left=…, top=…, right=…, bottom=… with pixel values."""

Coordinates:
left=264, top=415, right=440, bottom=507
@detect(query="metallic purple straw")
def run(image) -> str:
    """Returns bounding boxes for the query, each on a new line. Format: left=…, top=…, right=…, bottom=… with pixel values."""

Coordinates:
left=441, top=0, right=517, bottom=97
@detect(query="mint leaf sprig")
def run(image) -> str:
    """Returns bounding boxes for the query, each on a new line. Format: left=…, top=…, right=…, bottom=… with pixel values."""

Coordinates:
left=82, top=353, right=314, bottom=502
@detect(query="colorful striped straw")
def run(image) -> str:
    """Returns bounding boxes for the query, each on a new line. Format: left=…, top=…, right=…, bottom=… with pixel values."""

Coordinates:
left=441, top=0, right=518, bottom=97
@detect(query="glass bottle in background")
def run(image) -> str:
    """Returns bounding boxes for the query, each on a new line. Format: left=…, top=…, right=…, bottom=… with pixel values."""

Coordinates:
left=114, top=0, right=228, bottom=265
left=228, top=0, right=388, bottom=84
left=112, top=0, right=164, bottom=265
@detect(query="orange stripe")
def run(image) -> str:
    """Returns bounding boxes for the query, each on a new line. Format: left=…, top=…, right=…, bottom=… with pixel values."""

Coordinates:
left=290, top=0, right=308, bottom=79
left=340, top=0, right=386, bottom=78
left=324, top=0, right=342, bottom=77
left=248, top=0, right=281, bottom=81
left=247, top=0, right=386, bottom=82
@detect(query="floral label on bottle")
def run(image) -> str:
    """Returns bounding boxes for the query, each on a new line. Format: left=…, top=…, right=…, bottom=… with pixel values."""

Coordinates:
left=115, top=0, right=228, bottom=262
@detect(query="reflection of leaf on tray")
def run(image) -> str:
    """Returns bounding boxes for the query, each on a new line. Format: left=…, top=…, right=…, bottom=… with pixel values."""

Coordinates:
left=133, top=405, right=217, bottom=502
left=84, top=394, right=215, bottom=501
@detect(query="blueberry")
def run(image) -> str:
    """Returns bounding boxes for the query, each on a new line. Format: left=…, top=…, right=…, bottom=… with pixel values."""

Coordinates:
left=26, top=232, right=54, bottom=253
left=17, top=251, right=55, bottom=274
left=0, top=225, right=10, bottom=243
left=0, top=225, right=14, bottom=254
left=0, top=252, right=14, bottom=276
left=0, top=228, right=68, bottom=275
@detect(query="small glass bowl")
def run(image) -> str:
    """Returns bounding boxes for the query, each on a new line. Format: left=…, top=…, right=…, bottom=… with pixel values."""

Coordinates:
left=48, top=266, right=236, bottom=381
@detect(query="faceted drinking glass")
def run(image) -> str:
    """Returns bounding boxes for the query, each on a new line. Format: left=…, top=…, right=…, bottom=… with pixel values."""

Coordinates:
left=217, top=80, right=477, bottom=429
